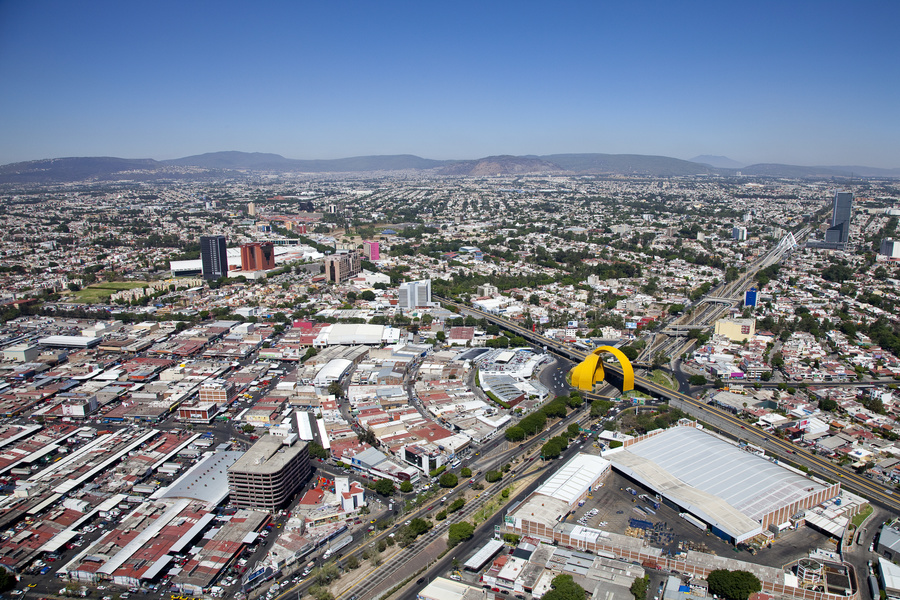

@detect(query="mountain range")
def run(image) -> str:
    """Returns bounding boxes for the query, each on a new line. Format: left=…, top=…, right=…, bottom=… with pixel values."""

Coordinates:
left=1, top=151, right=898, bottom=184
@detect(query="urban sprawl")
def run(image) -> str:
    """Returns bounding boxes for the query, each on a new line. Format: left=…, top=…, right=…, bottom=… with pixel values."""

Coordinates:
left=2, top=173, right=900, bottom=600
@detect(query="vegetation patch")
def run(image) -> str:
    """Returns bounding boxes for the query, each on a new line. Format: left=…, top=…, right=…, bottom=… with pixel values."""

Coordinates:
left=649, top=369, right=677, bottom=390
left=72, top=281, right=146, bottom=303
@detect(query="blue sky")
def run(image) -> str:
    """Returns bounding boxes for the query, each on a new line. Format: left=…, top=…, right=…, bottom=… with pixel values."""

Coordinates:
left=1, top=0, right=898, bottom=167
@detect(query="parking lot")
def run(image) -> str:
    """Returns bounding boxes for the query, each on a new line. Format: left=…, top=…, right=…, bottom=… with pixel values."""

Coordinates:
left=569, top=469, right=837, bottom=568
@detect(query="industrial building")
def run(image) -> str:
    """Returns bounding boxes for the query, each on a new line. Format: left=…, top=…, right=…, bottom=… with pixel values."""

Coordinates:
left=607, top=425, right=839, bottom=543
left=227, top=435, right=311, bottom=510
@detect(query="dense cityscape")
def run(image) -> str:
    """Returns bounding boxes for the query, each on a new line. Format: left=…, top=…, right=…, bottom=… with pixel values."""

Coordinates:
left=1, top=167, right=900, bottom=600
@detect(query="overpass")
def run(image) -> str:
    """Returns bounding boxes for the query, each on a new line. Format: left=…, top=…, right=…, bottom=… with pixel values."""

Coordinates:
left=436, top=295, right=900, bottom=513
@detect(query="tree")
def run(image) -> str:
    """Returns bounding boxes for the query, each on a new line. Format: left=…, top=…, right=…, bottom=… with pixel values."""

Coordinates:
left=308, top=441, right=329, bottom=460
left=485, top=470, right=502, bottom=483
left=630, top=575, right=649, bottom=600
left=567, top=391, right=583, bottom=408
left=689, top=374, right=707, bottom=386
left=439, top=472, right=458, bottom=488
left=447, top=521, right=475, bottom=547
left=373, top=478, right=395, bottom=496
left=819, top=397, right=838, bottom=412
left=541, top=439, right=562, bottom=459
left=360, top=290, right=376, bottom=301
left=461, top=467, right=472, bottom=478
left=327, top=381, right=343, bottom=397
left=619, top=346, right=639, bottom=361
left=545, top=574, right=587, bottom=600
left=345, top=554, right=359, bottom=569
left=435, top=330, right=446, bottom=342
left=505, top=426, right=525, bottom=442
left=707, top=570, right=762, bottom=600
left=399, top=480, right=414, bottom=493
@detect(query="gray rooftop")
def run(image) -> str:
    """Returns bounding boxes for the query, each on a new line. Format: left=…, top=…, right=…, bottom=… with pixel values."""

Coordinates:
left=610, top=426, right=829, bottom=542
left=229, top=435, right=307, bottom=474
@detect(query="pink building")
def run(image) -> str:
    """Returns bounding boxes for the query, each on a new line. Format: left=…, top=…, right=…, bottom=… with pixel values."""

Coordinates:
left=363, top=240, right=380, bottom=261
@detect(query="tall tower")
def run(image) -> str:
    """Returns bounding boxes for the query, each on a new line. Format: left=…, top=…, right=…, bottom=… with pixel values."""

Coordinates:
left=825, top=191, right=853, bottom=246
left=200, top=235, right=228, bottom=280
left=248, top=201, right=256, bottom=216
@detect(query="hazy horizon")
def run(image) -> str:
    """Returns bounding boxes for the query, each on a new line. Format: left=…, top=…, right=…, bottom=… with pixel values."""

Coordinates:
left=1, top=1, right=898, bottom=168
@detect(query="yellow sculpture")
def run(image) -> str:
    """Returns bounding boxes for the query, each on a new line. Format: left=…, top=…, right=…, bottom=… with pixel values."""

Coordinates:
left=570, top=346, right=634, bottom=392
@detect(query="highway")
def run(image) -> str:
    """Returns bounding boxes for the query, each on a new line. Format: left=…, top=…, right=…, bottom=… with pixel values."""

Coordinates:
left=435, top=295, right=900, bottom=514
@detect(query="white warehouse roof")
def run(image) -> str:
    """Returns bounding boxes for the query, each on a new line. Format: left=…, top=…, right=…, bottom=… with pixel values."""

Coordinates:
left=535, top=453, right=610, bottom=506
left=610, top=426, right=832, bottom=543
left=314, top=359, right=354, bottom=387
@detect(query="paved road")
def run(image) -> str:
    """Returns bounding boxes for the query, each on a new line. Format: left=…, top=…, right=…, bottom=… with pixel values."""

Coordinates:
left=442, top=297, right=900, bottom=515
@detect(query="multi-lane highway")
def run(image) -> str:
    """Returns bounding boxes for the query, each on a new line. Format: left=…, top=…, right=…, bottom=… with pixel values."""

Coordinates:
left=436, top=296, right=900, bottom=514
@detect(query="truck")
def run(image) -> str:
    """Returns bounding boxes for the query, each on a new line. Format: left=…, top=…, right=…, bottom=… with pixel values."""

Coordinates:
left=322, top=533, right=353, bottom=559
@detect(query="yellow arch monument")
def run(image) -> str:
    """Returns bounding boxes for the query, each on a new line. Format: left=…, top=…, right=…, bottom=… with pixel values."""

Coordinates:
left=570, top=345, right=634, bottom=392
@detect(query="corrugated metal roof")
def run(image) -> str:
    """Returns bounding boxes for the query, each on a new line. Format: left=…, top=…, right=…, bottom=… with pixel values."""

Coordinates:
left=536, top=454, right=610, bottom=506
left=611, top=427, right=830, bottom=542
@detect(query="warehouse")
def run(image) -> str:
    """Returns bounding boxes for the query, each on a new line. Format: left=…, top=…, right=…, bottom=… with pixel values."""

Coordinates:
left=607, top=425, right=839, bottom=544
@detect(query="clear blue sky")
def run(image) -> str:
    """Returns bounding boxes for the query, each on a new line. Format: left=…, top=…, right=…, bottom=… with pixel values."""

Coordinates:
left=1, top=0, right=898, bottom=167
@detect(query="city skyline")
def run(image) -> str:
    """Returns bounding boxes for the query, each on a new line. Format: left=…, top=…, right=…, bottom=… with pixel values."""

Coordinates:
left=1, top=1, right=898, bottom=168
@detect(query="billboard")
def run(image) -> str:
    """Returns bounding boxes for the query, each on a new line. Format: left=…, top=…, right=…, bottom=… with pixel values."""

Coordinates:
left=567, top=320, right=579, bottom=328
left=626, top=322, right=638, bottom=330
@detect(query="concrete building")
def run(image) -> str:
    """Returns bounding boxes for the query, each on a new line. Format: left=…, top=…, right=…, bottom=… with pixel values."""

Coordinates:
left=363, top=240, right=380, bottom=261
left=200, top=235, right=228, bottom=280
left=398, top=279, right=432, bottom=310
left=227, top=435, right=311, bottom=510
left=325, top=251, right=361, bottom=283
left=714, top=317, right=756, bottom=342
left=477, top=283, right=499, bottom=297
left=240, top=242, right=275, bottom=271
left=880, top=238, right=900, bottom=260
left=248, top=201, right=256, bottom=216
left=199, top=379, right=235, bottom=405
left=732, top=226, right=747, bottom=241
left=2, top=344, right=40, bottom=363
left=177, top=401, right=219, bottom=423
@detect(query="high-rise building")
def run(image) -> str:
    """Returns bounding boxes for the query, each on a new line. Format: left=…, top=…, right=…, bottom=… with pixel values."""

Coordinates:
left=880, top=238, right=900, bottom=260
left=825, top=191, right=853, bottom=245
left=240, top=242, right=275, bottom=271
left=363, top=240, right=380, bottom=261
left=248, top=201, right=256, bottom=216
left=200, top=235, right=228, bottom=280
left=398, top=279, right=432, bottom=310
left=324, top=251, right=361, bottom=283
left=227, top=435, right=311, bottom=510
left=732, top=226, right=747, bottom=241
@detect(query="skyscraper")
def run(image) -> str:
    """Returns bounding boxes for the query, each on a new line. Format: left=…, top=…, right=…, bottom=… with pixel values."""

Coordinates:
left=240, top=242, right=275, bottom=271
left=825, top=191, right=853, bottom=246
left=200, top=235, right=228, bottom=280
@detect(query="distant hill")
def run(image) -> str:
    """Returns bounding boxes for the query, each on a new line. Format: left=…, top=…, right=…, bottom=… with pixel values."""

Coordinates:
left=689, top=155, right=745, bottom=169
left=439, top=155, right=564, bottom=176
left=541, top=153, right=718, bottom=176
left=0, top=156, right=163, bottom=184
left=1, top=151, right=898, bottom=184
left=739, top=163, right=900, bottom=178
left=165, top=151, right=446, bottom=172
